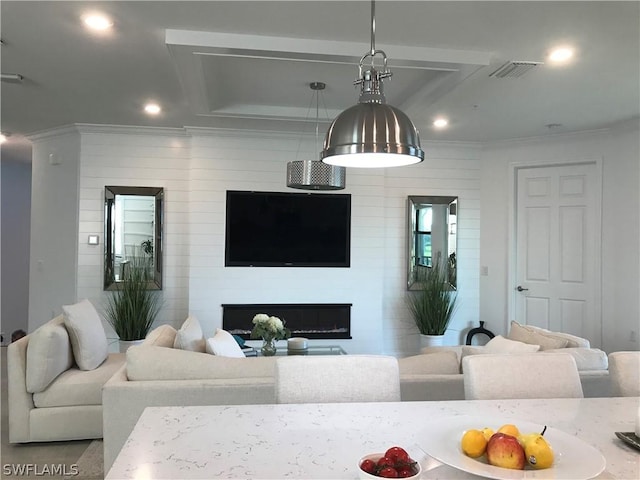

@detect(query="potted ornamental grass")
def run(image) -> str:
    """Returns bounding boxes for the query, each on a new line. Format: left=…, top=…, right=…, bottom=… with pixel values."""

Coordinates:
left=105, top=253, right=162, bottom=352
left=407, top=259, right=458, bottom=347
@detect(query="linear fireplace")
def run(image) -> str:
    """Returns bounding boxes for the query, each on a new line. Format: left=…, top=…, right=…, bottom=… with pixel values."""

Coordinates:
left=222, top=303, right=351, bottom=340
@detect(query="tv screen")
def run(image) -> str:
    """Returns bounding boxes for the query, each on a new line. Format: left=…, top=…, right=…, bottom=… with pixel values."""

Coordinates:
left=225, top=190, right=351, bottom=267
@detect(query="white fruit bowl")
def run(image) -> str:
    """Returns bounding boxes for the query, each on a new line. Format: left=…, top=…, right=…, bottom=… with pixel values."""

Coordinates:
left=357, top=452, right=422, bottom=479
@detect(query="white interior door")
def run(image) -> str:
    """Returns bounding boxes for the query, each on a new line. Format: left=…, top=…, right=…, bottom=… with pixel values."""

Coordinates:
left=513, top=162, right=601, bottom=346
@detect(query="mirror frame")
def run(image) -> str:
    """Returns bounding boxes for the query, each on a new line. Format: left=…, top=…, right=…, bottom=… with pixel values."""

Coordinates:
left=407, top=195, right=458, bottom=291
left=104, top=186, right=163, bottom=291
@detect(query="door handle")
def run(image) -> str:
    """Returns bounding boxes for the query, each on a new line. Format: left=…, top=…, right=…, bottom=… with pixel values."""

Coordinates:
left=516, top=285, right=529, bottom=292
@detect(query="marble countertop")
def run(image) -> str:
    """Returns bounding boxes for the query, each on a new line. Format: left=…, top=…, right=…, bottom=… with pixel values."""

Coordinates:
left=106, top=397, right=640, bottom=480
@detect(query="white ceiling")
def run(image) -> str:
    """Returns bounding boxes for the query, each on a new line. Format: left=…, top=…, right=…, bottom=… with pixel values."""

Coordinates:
left=1, top=1, right=639, bottom=148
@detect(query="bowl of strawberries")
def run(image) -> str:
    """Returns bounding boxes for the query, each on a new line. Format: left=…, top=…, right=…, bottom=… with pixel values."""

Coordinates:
left=358, top=446, right=422, bottom=479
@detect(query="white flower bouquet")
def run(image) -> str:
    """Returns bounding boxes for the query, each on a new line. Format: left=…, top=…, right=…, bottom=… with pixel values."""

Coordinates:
left=250, top=313, right=291, bottom=342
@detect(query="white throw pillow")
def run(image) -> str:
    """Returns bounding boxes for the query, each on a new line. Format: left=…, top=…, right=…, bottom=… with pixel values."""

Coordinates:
left=62, top=299, right=109, bottom=370
left=484, top=335, right=541, bottom=354
left=205, top=328, right=245, bottom=358
left=173, top=315, right=205, bottom=352
left=508, top=321, right=569, bottom=350
left=511, top=321, right=590, bottom=348
left=144, top=324, right=177, bottom=348
left=26, top=315, right=75, bottom=393
left=530, top=325, right=591, bottom=349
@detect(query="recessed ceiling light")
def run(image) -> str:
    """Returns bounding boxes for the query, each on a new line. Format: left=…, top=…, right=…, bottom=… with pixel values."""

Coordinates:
left=144, top=103, right=161, bottom=115
left=548, top=47, right=574, bottom=63
left=0, top=134, right=7, bottom=144
left=82, top=13, right=113, bottom=31
left=433, top=118, right=449, bottom=129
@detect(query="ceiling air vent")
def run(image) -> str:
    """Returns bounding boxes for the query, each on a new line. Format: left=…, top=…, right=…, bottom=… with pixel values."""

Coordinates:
left=489, top=61, right=543, bottom=78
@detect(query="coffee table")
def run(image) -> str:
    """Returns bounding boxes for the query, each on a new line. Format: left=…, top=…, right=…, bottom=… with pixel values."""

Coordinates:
left=249, top=345, right=346, bottom=356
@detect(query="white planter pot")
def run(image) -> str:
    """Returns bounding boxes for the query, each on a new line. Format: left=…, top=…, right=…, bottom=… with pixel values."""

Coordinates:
left=119, top=339, right=144, bottom=353
left=420, top=334, right=444, bottom=348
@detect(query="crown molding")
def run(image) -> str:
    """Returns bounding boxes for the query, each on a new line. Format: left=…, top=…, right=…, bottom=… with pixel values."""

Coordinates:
left=26, top=124, right=80, bottom=142
left=74, top=123, right=188, bottom=137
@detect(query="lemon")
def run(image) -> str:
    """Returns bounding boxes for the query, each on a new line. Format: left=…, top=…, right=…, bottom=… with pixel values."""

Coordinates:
left=461, top=429, right=488, bottom=458
left=497, top=423, right=520, bottom=438
left=482, top=427, right=495, bottom=442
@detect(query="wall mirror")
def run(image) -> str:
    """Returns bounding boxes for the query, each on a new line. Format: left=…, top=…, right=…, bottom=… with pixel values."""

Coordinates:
left=104, top=186, right=163, bottom=290
left=407, top=195, right=457, bottom=291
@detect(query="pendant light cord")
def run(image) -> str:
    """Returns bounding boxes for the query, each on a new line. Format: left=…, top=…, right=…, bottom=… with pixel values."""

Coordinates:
left=370, top=0, right=376, bottom=56
left=314, top=88, right=320, bottom=157
left=294, top=91, right=315, bottom=162
left=294, top=82, right=326, bottom=162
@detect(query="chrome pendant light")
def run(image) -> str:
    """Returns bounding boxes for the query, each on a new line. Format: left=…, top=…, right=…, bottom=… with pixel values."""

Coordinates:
left=287, top=82, right=346, bottom=190
left=321, top=0, right=424, bottom=168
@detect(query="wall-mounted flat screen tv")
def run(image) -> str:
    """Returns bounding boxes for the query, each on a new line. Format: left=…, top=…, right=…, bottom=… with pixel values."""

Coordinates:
left=225, top=190, right=351, bottom=267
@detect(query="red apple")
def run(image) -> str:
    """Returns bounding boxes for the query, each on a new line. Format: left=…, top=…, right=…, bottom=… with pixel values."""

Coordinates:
left=486, top=433, right=526, bottom=470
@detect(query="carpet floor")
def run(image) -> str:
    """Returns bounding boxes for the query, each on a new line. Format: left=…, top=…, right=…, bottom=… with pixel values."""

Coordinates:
left=64, top=440, right=104, bottom=480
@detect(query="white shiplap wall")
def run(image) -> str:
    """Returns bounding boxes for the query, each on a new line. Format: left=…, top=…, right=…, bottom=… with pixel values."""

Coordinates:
left=187, top=130, right=386, bottom=354
left=186, top=129, right=482, bottom=355
left=68, top=125, right=481, bottom=354
left=382, top=143, right=482, bottom=354
left=76, top=127, right=191, bottom=336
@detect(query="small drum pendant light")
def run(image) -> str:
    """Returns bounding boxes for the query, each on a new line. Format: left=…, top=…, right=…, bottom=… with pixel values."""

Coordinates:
left=287, top=82, right=346, bottom=190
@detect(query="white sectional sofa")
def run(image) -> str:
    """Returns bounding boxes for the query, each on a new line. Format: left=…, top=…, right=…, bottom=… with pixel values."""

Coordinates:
left=418, top=321, right=612, bottom=399
left=11, top=309, right=607, bottom=470
left=7, top=306, right=126, bottom=443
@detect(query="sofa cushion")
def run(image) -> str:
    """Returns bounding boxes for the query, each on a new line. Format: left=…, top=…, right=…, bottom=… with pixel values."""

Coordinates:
left=26, top=316, right=75, bottom=393
left=143, top=324, right=177, bottom=347
left=459, top=346, right=495, bottom=373
left=173, top=315, right=205, bottom=352
left=461, top=345, right=486, bottom=361
left=543, top=348, right=608, bottom=371
left=461, top=345, right=486, bottom=355
left=205, top=328, right=245, bottom=358
left=508, top=321, right=569, bottom=350
left=420, top=346, right=464, bottom=364
left=510, top=321, right=590, bottom=348
left=398, top=351, right=460, bottom=375
left=62, top=299, right=109, bottom=370
left=33, top=353, right=126, bottom=407
left=126, top=345, right=277, bottom=381
left=484, top=335, right=541, bottom=353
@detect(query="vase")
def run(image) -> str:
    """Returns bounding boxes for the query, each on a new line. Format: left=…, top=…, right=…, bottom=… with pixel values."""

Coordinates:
left=119, top=339, right=145, bottom=353
left=261, top=338, right=277, bottom=356
left=420, top=334, right=444, bottom=349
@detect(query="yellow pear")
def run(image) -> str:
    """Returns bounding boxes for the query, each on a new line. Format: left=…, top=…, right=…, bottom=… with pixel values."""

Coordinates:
left=523, top=434, right=554, bottom=469
left=517, top=432, right=538, bottom=448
